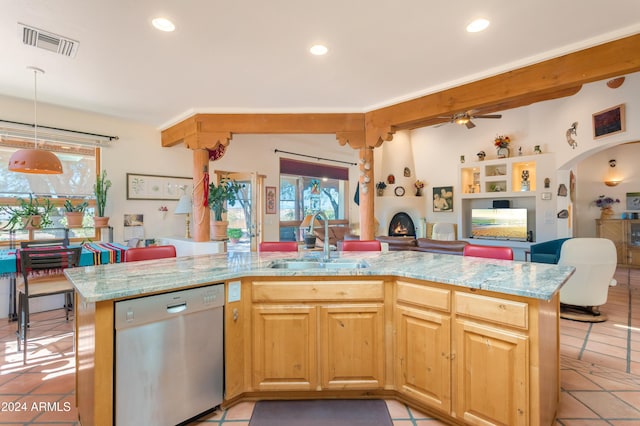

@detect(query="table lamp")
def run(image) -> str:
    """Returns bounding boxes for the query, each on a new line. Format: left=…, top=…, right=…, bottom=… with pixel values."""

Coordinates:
left=174, top=195, right=192, bottom=239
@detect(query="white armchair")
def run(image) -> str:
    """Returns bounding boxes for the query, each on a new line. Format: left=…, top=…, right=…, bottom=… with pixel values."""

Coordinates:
left=431, top=223, right=456, bottom=240
left=558, top=238, right=617, bottom=320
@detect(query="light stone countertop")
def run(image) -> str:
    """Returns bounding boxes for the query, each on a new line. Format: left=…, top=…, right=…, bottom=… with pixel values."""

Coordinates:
left=65, top=250, right=575, bottom=303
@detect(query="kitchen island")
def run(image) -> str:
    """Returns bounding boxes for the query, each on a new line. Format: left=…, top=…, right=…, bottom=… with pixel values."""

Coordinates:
left=66, top=250, right=574, bottom=426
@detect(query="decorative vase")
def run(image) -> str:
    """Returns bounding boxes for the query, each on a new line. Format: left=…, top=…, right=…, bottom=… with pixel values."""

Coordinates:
left=415, top=188, right=422, bottom=196
left=600, top=207, right=614, bottom=220
left=304, top=234, right=317, bottom=249
left=497, top=146, right=510, bottom=158
left=377, top=189, right=384, bottom=196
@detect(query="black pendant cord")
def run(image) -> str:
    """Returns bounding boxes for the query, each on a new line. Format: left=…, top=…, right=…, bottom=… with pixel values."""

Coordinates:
left=274, top=149, right=356, bottom=166
left=0, top=119, right=119, bottom=141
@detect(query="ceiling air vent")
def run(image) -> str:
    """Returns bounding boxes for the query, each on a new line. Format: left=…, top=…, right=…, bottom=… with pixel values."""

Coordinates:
left=18, top=23, right=79, bottom=58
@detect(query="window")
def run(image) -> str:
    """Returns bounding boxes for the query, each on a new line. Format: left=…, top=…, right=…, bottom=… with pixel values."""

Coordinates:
left=0, top=141, right=98, bottom=244
left=278, top=158, right=349, bottom=241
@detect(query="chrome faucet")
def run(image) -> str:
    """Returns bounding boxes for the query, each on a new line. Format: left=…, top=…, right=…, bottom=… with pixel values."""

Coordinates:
left=311, top=211, right=331, bottom=262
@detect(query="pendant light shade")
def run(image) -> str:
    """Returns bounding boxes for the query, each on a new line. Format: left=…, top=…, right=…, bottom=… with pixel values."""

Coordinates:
left=8, top=148, right=63, bottom=174
left=8, top=66, right=63, bottom=175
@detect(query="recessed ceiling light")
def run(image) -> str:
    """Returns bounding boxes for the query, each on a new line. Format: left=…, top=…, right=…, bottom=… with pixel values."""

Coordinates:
left=466, top=18, right=490, bottom=33
left=152, top=17, right=176, bottom=32
left=310, top=44, right=328, bottom=56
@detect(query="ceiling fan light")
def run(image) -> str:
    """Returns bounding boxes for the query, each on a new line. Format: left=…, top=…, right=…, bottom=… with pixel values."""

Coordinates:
left=455, top=117, right=470, bottom=125
left=8, top=148, right=63, bottom=174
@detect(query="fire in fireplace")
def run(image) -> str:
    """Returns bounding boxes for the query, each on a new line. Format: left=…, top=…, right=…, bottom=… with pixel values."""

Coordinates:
left=388, top=212, right=416, bottom=237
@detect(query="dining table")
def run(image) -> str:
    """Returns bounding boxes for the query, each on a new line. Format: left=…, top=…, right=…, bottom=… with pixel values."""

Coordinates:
left=0, top=241, right=128, bottom=320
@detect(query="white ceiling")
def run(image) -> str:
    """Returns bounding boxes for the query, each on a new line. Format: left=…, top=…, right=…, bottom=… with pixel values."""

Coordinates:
left=1, top=0, right=639, bottom=129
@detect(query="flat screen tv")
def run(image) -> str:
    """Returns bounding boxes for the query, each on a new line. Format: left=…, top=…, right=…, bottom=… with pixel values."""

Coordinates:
left=471, top=208, right=528, bottom=241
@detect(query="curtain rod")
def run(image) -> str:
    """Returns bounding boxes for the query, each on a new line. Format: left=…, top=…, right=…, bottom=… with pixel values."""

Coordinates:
left=0, top=119, right=119, bottom=141
left=274, top=149, right=357, bottom=166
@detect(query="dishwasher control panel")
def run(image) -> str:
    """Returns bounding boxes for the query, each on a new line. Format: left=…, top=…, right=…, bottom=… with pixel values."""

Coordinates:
left=115, top=283, right=224, bottom=330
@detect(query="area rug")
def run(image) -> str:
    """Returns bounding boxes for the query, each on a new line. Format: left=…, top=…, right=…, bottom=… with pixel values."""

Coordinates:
left=560, top=305, right=608, bottom=323
left=249, top=399, right=393, bottom=426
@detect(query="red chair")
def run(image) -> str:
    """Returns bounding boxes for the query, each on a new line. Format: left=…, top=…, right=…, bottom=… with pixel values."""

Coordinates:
left=125, top=245, right=177, bottom=262
left=463, top=244, right=513, bottom=260
left=258, top=241, right=299, bottom=252
left=342, top=240, right=382, bottom=252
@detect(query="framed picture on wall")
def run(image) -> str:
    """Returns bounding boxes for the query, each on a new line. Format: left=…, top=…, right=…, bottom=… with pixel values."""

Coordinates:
left=433, top=186, right=453, bottom=212
left=592, top=104, right=625, bottom=139
left=627, top=192, right=640, bottom=211
left=265, top=186, right=276, bottom=214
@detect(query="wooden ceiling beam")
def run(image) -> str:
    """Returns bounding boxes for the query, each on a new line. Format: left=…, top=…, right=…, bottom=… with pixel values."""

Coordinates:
left=365, top=33, right=640, bottom=146
left=162, top=113, right=365, bottom=149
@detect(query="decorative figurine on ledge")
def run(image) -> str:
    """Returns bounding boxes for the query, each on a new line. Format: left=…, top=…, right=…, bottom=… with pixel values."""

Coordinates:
left=477, top=151, right=486, bottom=161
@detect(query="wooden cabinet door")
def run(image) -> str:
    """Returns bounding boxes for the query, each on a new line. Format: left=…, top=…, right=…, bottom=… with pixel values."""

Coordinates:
left=454, top=319, right=529, bottom=426
left=252, top=305, right=317, bottom=391
left=396, top=306, right=451, bottom=414
left=597, top=219, right=626, bottom=265
left=319, top=304, right=384, bottom=389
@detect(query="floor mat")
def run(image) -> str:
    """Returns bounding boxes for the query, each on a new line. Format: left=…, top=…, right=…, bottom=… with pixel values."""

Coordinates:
left=249, top=399, right=393, bottom=426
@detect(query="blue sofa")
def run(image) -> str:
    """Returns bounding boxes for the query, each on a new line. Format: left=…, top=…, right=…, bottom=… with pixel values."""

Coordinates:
left=530, top=238, right=572, bottom=264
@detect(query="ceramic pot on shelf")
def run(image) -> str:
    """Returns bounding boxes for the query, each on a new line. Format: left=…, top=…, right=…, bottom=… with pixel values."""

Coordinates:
left=600, top=207, right=614, bottom=220
left=497, top=146, right=510, bottom=158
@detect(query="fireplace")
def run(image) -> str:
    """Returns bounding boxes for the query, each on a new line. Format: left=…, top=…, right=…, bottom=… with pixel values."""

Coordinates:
left=388, top=212, right=416, bottom=237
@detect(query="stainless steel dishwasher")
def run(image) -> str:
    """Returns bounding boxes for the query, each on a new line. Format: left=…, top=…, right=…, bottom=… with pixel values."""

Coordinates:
left=115, top=284, right=224, bottom=426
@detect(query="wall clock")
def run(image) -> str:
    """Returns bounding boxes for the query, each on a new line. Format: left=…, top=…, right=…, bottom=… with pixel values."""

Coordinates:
left=395, top=186, right=405, bottom=197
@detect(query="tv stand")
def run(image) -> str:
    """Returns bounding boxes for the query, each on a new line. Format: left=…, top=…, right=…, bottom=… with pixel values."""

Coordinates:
left=458, top=153, right=556, bottom=245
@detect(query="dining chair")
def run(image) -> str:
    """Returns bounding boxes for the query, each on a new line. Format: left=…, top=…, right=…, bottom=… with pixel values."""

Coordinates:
left=20, top=237, right=69, bottom=248
left=463, top=244, right=514, bottom=260
left=124, top=245, right=177, bottom=262
left=17, top=245, right=81, bottom=364
left=258, top=241, right=299, bottom=252
left=341, top=240, right=382, bottom=252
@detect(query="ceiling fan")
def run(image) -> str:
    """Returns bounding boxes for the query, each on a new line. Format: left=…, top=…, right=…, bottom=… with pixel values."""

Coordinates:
left=438, top=111, right=502, bottom=129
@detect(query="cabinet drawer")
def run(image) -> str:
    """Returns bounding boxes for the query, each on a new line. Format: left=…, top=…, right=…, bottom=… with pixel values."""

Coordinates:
left=252, top=280, right=384, bottom=302
left=396, top=280, right=450, bottom=312
left=455, top=292, right=528, bottom=329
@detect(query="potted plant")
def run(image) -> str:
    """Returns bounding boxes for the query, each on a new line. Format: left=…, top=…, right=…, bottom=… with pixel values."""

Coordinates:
left=376, top=181, right=387, bottom=196
left=93, top=169, right=112, bottom=227
left=64, top=199, right=89, bottom=228
left=208, top=177, right=243, bottom=240
left=1, top=194, right=54, bottom=230
left=227, top=228, right=243, bottom=243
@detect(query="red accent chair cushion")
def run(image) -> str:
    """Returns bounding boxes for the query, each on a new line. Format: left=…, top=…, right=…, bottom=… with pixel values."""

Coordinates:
left=125, top=245, right=177, bottom=262
left=258, top=242, right=299, bottom=252
left=463, top=244, right=513, bottom=260
left=342, top=240, right=382, bottom=252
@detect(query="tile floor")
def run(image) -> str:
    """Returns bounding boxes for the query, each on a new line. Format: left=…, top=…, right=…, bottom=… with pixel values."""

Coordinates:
left=0, top=267, right=638, bottom=425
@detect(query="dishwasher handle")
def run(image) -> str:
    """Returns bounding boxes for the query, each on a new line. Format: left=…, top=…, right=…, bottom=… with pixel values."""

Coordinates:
left=167, top=302, right=187, bottom=314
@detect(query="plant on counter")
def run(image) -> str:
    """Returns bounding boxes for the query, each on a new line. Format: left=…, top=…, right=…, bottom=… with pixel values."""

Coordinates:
left=64, top=199, right=89, bottom=212
left=208, top=177, right=243, bottom=222
left=0, top=194, right=54, bottom=230
left=227, top=228, right=243, bottom=242
left=94, top=169, right=112, bottom=218
left=208, top=176, right=244, bottom=240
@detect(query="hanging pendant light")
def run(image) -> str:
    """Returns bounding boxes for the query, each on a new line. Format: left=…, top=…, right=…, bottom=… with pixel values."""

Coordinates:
left=8, top=66, right=63, bottom=174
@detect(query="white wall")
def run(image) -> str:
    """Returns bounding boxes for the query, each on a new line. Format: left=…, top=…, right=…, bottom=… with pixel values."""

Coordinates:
left=399, top=72, right=640, bottom=241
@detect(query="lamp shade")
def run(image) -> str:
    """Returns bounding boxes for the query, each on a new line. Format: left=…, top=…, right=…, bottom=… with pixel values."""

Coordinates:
left=174, top=195, right=192, bottom=214
left=8, top=148, right=63, bottom=174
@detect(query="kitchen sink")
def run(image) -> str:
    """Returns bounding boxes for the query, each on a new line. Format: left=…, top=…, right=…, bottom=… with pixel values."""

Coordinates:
left=268, top=259, right=369, bottom=270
